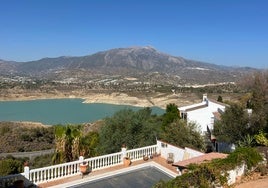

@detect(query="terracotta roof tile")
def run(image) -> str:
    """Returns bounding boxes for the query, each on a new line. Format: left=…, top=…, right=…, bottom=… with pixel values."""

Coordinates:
left=172, top=152, right=228, bottom=168
left=213, top=111, right=222, bottom=120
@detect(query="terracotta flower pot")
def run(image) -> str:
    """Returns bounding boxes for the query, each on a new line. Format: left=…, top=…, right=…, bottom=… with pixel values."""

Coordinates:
left=143, top=155, right=149, bottom=161
left=80, top=163, right=88, bottom=174
left=123, top=157, right=131, bottom=166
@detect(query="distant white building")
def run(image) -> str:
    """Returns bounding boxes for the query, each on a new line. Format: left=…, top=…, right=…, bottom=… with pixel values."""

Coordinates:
left=178, top=94, right=226, bottom=134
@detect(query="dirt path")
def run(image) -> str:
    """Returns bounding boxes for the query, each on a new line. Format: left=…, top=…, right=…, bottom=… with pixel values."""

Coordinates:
left=235, top=176, right=268, bottom=188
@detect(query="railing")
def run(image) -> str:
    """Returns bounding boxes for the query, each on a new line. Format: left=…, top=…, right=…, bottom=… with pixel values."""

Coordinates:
left=127, top=145, right=157, bottom=161
left=0, top=144, right=158, bottom=185
left=29, top=160, right=80, bottom=184
left=84, top=151, right=122, bottom=171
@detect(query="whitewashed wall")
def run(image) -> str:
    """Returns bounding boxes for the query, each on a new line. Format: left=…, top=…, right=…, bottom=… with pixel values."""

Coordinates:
left=184, top=147, right=204, bottom=159
left=157, top=140, right=204, bottom=163
left=227, top=164, right=246, bottom=185
left=185, top=100, right=225, bottom=133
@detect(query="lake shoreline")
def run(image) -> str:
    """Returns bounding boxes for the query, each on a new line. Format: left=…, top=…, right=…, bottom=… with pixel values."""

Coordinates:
left=0, top=97, right=166, bottom=126
left=0, top=91, right=197, bottom=109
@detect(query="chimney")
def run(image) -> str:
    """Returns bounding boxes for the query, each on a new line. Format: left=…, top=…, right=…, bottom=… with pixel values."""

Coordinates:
left=203, top=94, right=208, bottom=102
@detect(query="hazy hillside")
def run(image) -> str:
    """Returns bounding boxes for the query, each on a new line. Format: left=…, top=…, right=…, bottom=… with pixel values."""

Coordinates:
left=0, top=46, right=258, bottom=84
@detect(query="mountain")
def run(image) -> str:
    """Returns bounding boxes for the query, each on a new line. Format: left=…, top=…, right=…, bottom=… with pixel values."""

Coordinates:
left=0, top=46, right=257, bottom=84
left=0, top=59, right=17, bottom=75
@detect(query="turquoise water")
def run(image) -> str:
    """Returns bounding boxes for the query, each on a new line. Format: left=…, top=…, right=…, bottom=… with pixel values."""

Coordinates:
left=0, top=99, right=164, bottom=125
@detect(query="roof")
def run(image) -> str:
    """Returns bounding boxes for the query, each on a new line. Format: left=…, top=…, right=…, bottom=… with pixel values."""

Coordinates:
left=178, top=98, right=228, bottom=113
left=209, top=99, right=229, bottom=107
left=172, top=152, right=228, bottom=168
left=213, top=111, right=222, bottom=120
left=178, top=101, right=207, bottom=112
left=184, top=104, right=208, bottom=112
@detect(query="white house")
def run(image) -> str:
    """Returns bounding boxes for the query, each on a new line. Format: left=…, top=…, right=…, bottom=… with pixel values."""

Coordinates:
left=178, top=94, right=226, bottom=134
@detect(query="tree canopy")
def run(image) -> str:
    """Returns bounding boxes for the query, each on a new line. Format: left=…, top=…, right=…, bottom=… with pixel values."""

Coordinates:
left=97, top=105, right=204, bottom=154
left=214, top=71, right=268, bottom=145
left=162, top=103, right=180, bottom=129
left=213, top=103, right=250, bottom=144
left=97, top=108, right=161, bottom=154
left=161, top=119, right=205, bottom=150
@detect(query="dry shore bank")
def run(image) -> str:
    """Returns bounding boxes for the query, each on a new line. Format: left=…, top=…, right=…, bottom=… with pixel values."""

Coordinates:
left=0, top=91, right=203, bottom=128
left=0, top=91, right=203, bottom=109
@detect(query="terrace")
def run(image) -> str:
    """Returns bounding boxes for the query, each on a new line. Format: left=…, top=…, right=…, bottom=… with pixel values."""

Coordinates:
left=1, top=140, right=204, bottom=188
left=1, top=139, right=250, bottom=187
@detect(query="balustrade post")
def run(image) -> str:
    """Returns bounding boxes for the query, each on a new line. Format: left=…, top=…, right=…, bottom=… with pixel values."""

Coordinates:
left=121, top=144, right=127, bottom=161
left=79, top=155, right=84, bottom=162
left=24, top=164, right=30, bottom=180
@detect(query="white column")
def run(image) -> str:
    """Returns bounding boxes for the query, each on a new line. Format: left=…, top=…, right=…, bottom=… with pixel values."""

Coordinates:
left=24, top=166, right=30, bottom=180
left=79, top=155, right=84, bottom=162
left=121, top=145, right=127, bottom=160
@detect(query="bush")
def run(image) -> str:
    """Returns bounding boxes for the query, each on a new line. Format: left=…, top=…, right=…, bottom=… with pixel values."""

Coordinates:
left=221, top=147, right=263, bottom=170
left=0, top=158, right=23, bottom=176
left=153, top=147, right=263, bottom=187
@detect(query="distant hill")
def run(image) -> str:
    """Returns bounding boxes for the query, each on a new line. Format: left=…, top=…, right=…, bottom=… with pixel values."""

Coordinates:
left=0, top=46, right=258, bottom=84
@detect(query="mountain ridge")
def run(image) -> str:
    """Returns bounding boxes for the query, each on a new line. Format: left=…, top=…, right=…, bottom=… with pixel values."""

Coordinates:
left=0, top=46, right=258, bottom=85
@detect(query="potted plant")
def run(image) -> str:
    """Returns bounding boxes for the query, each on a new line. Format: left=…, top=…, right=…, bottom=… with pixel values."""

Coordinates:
left=143, top=155, right=149, bottom=161
left=123, top=157, right=131, bottom=166
left=80, top=161, right=88, bottom=177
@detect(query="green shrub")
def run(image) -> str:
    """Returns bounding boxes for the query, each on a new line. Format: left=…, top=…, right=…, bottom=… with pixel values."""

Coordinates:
left=153, top=147, right=263, bottom=188
left=0, top=158, right=23, bottom=176
left=221, top=147, right=263, bottom=170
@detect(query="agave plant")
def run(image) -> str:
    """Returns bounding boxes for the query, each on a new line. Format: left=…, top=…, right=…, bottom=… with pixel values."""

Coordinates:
left=238, top=134, right=255, bottom=147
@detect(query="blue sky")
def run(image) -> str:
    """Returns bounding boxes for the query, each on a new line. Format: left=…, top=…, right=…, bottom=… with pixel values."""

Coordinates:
left=0, top=0, right=267, bottom=68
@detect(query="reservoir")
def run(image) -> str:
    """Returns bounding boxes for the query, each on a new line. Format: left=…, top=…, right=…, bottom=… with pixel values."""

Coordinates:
left=0, top=99, right=165, bottom=125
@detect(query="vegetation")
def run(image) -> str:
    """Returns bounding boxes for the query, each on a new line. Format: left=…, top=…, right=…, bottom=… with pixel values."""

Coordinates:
left=214, top=71, right=268, bottom=146
left=161, top=120, right=205, bottom=150
left=154, top=71, right=268, bottom=187
left=161, top=103, right=180, bottom=129
left=153, top=147, right=263, bottom=188
left=32, top=154, right=54, bottom=169
left=0, top=156, right=27, bottom=176
left=0, top=122, right=54, bottom=153
left=1, top=72, right=266, bottom=181
left=97, top=107, right=161, bottom=154
left=255, top=131, right=268, bottom=146
left=52, top=124, right=100, bottom=164
left=96, top=105, right=205, bottom=155
left=213, top=103, right=250, bottom=144
left=217, top=95, right=223, bottom=102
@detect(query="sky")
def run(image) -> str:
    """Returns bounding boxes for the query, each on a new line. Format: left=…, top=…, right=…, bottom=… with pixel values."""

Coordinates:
left=0, top=0, right=267, bottom=68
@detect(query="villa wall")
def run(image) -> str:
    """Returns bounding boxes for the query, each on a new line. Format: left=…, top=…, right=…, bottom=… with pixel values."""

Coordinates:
left=184, top=147, right=204, bottom=159
left=227, top=164, right=246, bottom=185
left=185, top=101, right=225, bottom=133
left=157, top=140, right=204, bottom=163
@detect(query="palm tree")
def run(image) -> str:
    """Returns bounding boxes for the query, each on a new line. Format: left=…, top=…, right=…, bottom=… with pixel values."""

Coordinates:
left=52, top=125, right=66, bottom=164
left=52, top=125, right=83, bottom=163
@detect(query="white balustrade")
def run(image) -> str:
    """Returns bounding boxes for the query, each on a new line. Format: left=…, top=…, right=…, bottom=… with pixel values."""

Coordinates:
left=126, top=145, right=157, bottom=161
left=84, top=151, right=122, bottom=171
left=29, top=160, right=81, bottom=184
left=0, top=144, right=158, bottom=185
